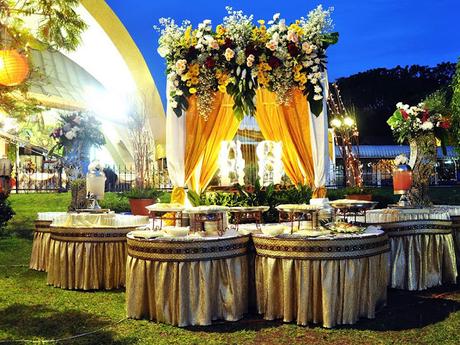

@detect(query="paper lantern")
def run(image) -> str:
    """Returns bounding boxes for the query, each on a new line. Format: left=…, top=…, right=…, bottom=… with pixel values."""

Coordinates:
left=0, top=50, right=30, bottom=86
left=393, top=164, right=412, bottom=195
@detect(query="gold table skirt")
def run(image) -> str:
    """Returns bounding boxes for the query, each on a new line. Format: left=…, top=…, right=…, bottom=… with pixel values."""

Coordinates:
left=29, top=220, right=52, bottom=272
left=252, top=233, right=389, bottom=328
left=46, top=226, right=137, bottom=290
left=451, top=216, right=460, bottom=269
left=126, top=235, right=250, bottom=327
left=378, top=220, right=458, bottom=290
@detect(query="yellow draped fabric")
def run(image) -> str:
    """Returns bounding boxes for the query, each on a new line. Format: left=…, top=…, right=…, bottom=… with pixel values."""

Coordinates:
left=185, top=93, right=240, bottom=193
left=255, top=88, right=315, bottom=187
left=170, top=186, right=186, bottom=204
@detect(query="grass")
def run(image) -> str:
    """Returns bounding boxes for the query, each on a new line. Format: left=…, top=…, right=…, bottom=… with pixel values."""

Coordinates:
left=0, top=189, right=460, bottom=344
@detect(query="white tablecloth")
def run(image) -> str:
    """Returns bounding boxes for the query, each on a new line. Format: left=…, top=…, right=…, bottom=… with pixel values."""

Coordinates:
left=52, top=213, right=149, bottom=227
left=366, top=208, right=450, bottom=223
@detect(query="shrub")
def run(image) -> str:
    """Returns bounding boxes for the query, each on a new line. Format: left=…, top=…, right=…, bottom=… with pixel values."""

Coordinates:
left=0, top=194, right=15, bottom=237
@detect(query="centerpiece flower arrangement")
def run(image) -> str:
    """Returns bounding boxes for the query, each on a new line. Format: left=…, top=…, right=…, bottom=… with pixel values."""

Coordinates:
left=155, top=5, right=338, bottom=120
left=387, top=102, right=451, bottom=206
left=387, top=102, right=450, bottom=153
left=50, top=112, right=105, bottom=178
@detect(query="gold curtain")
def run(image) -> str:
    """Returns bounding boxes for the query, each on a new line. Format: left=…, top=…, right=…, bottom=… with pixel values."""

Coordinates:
left=185, top=93, right=240, bottom=193
left=255, top=88, right=315, bottom=187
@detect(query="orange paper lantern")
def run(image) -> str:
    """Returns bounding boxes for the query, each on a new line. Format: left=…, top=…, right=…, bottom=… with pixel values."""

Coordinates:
left=0, top=49, right=30, bottom=86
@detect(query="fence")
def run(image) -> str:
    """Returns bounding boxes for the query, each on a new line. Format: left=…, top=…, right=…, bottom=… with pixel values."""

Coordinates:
left=9, top=155, right=172, bottom=193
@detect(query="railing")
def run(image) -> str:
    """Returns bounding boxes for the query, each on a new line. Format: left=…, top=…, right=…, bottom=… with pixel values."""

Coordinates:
left=9, top=156, right=172, bottom=193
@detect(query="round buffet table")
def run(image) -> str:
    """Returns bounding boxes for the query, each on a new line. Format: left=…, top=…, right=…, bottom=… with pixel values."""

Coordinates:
left=434, top=205, right=460, bottom=270
left=125, top=232, right=250, bottom=327
left=47, top=213, right=149, bottom=290
left=29, top=212, right=67, bottom=272
left=366, top=208, right=457, bottom=290
left=252, top=228, right=389, bottom=328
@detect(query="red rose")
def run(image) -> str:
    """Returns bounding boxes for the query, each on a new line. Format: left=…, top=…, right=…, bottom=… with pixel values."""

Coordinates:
left=223, top=38, right=233, bottom=49
left=268, top=56, right=281, bottom=68
left=287, top=43, right=299, bottom=57
left=440, top=120, right=450, bottom=129
left=421, top=110, right=429, bottom=123
left=204, top=57, right=215, bottom=69
left=401, top=109, right=409, bottom=120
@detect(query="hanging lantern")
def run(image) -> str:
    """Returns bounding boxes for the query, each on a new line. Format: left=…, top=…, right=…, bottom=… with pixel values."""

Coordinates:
left=0, top=50, right=30, bottom=86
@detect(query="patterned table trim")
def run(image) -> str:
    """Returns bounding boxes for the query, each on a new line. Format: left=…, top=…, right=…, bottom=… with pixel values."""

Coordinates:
left=50, top=226, right=137, bottom=243
left=34, top=220, right=52, bottom=233
left=127, top=235, right=250, bottom=262
left=252, top=233, right=389, bottom=260
left=451, top=216, right=460, bottom=229
left=368, top=220, right=453, bottom=237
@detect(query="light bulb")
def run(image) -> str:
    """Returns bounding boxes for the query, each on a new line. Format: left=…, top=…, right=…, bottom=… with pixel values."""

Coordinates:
left=331, top=118, right=342, bottom=128
left=344, top=117, right=354, bottom=127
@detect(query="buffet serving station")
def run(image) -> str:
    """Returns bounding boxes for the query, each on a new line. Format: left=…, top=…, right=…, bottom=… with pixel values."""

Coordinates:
left=46, top=212, right=149, bottom=290
left=366, top=208, right=458, bottom=290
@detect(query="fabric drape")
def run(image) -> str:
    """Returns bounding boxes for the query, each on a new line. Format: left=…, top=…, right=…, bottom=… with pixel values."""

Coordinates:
left=185, top=93, right=240, bottom=193
left=309, top=72, right=330, bottom=198
left=255, top=88, right=315, bottom=187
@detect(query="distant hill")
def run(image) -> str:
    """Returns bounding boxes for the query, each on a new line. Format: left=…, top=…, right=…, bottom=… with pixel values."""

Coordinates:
left=335, top=62, right=456, bottom=144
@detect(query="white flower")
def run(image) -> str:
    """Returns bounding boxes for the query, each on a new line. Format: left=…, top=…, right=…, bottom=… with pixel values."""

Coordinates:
left=246, top=54, right=255, bottom=67
left=194, top=43, right=204, bottom=50
left=313, top=94, right=323, bottom=101
left=175, top=89, right=183, bottom=96
left=421, top=121, right=433, bottom=130
left=203, top=19, right=212, bottom=26
left=287, top=30, right=298, bottom=43
left=175, top=59, right=187, bottom=74
left=266, top=40, right=278, bottom=51
left=396, top=102, right=404, bottom=108
left=394, top=154, right=408, bottom=166
left=273, top=13, right=280, bottom=21
left=314, top=85, right=322, bottom=93
left=157, top=45, right=170, bottom=57
left=302, top=42, right=313, bottom=54
left=224, top=48, right=235, bottom=61
left=279, top=19, right=286, bottom=31
left=170, top=100, right=178, bottom=108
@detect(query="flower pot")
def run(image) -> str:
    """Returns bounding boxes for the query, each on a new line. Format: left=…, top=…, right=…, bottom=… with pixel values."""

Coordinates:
left=345, top=194, right=372, bottom=201
left=129, top=198, right=155, bottom=216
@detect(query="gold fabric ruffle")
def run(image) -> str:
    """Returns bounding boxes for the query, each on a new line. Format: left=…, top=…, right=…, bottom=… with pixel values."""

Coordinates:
left=378, top=220, right=458, bottom=290
left=29, top=220, right=52, bottom=272
left=126, top=255, right=248, bottom=326
left=255, top=253, right=388, bottom=328
left=47, top=239, right=127, bottom=290
left=46, top=226, right=137, bottom=290
left=388, top=234, right=457, bottom=290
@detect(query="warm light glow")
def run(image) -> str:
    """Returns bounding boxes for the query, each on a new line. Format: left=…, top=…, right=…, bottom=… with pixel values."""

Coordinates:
left=0, top=50, right=30, bottom=86
left=343, top=117, right=355, bottom=127
left=257, top=141, right=283, bottom=186
left=331, top=118, right=342, bottom=128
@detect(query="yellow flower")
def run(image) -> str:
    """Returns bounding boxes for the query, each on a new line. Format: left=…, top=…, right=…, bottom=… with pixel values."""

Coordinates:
left=294, top=72, right=301, bottom=81
left=191, top=77, right=199, bottom=85
left=218, top=84, right=227, bottom=93
left=186, top=80, right=192, bottom=87
left=184, top=26, right=192, bottom=43
left=216, top=25, right=226, bottom=36
left=258, top=19, right=265, bottom=25
left=299, top=85, right=306, bottom=91
left=189, top=87, right=197, bottom=94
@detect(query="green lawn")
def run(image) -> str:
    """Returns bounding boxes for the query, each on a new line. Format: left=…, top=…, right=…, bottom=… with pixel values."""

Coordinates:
left=0, top=190, right=459, bottom=344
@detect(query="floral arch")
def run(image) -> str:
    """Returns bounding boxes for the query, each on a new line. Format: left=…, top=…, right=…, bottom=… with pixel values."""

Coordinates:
left=157, top=6, right=339, bottom=203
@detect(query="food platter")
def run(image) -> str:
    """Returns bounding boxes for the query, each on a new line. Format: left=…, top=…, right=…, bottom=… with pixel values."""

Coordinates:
left=276, top=204, right=322, bottom=212
left=322, top=221, right=366, bottom=234
left=329, top=199, right=378, bottom=212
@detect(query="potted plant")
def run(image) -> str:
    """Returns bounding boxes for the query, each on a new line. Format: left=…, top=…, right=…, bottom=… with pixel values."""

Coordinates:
left=121, top=188, right=162, bottom=216
left=344, top=186, right=373, bottom=201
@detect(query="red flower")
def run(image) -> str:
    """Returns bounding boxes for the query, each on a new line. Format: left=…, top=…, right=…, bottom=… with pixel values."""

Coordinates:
left=400, top=109, right=409, bottom=120
left=204, top=57, right=215, bottom=69
left=421, top=110, right=429, bottom=123
left=268, top=56, right=281, bottom=68
left=287, top=43, right=299, bottom=57
left=440, top=120, right=450, bottom=129
left=223, top=38, right=233, bottom=49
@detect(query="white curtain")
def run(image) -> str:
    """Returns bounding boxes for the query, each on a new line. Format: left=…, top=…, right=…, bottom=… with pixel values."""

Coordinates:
left=309, top=71, right=330, bottom=191
left=165, top=78, right=186, bottom=189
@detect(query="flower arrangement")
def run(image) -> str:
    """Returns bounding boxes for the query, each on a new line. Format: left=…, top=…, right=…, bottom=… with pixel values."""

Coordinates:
left=155, top=5, right=338, bottom=120
left=50, top=112, right=105, bottom=154
left=387, top=102, right=450, bottom=151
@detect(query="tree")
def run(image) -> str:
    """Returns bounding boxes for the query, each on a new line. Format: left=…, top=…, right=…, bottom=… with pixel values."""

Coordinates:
left=336, top=62, right=456, bottom=144
left=0, top=0, right=87, bottom=119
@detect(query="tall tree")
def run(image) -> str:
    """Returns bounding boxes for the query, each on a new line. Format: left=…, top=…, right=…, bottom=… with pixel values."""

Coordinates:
left=336, top=62, right=456, bottom=144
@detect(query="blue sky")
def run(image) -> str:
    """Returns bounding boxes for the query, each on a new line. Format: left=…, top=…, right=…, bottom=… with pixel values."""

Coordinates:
left=107, top=0, right=460, bottom=104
